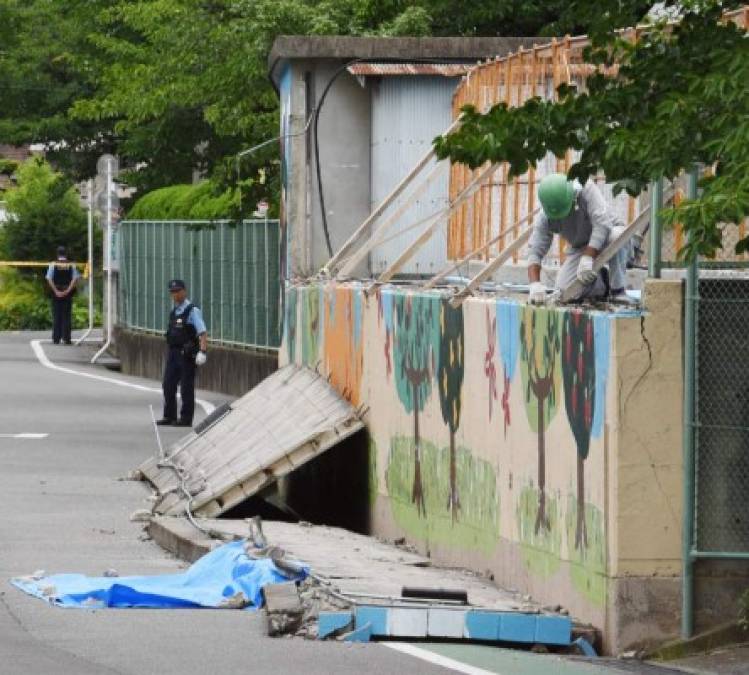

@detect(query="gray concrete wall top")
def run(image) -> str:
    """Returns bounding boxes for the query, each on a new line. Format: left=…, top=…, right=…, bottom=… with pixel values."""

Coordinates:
left=269, top=36, right=538, bottom=85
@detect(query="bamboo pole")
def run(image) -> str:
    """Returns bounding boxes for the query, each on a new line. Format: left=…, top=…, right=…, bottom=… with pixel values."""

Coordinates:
left=499, top=56, right=512, bottom=261
left=337, top=159, right=448, bottom=278
left=673, top=188, right=684, bottom=257
left=423, top=207, right=541, bottom=290
left=527, top=45, right=539, bottom=261
left=322, top=117, right=461, bottom=275
left=450, top=228, right=534, bottom=307
left=376, top=161, right=499, bottom=284
left=561, top=185, right=675, bottom=302
left=551, top=38, right=566, bottom=267
left=483, top=60, right=499, bottom=260
left=511, top=50, right=524, bottom=264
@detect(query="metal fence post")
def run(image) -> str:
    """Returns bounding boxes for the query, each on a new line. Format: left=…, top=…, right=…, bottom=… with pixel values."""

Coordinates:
left=649, top=179, right=664, bottom=278
left=682, top=167, right=698, bottom=639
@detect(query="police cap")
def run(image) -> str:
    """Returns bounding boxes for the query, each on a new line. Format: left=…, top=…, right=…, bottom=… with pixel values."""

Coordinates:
left=168, top=279, right=186, bottom=292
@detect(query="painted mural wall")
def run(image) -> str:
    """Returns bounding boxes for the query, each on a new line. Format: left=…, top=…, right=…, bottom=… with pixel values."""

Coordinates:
left=281, top=281, right=623, bottom=623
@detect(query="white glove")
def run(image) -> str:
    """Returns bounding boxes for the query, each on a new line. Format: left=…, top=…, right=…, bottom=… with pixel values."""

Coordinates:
left=195, top=351, right=207, bottom=366
left=529, top=282, right=547, bottom=304
left=610, top=224, right=627, bottom=241
left=576, top=256, right=597, bottom=285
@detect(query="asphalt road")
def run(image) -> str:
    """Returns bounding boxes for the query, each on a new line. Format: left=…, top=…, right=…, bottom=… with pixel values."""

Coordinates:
left=0, top=330, right=722, bottom=675
left=0, top=331, right=452, bottom=675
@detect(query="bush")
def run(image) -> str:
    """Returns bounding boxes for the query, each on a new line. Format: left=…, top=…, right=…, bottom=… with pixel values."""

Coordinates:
left=0, top=268, right=100, bottom=331
left=127, top=181, right=238, bottom=220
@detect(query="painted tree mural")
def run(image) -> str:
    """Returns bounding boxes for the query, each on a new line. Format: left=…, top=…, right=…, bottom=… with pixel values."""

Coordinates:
left=393, top=294, right=439, bottom=516
left=301, top=286, right=322, bottom=368
left=376, top=288, right=395, bottom=379
left=324, top=287, right=364, bottom=406
left=562, top=311, right=595, bottom=550
left=483, top=307, right=498, bottom=419
left=437, top=300, right=464, bottom=522
left=497, top=300, right=521, bottom=438
left=519, top=306, right=562, bottom=534
left=284, top=287, right=298, bottom=363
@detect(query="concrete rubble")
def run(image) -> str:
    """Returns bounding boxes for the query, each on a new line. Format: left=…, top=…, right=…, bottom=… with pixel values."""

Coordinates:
left=147, top=515, right=595, bottom=645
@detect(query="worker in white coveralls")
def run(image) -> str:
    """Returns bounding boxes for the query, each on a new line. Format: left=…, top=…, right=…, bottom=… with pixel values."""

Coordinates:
left=527, top=173, right=633, bottom=304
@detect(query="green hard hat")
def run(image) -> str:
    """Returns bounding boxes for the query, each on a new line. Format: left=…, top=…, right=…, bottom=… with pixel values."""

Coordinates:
left=538, top=173, right=575, bottom=220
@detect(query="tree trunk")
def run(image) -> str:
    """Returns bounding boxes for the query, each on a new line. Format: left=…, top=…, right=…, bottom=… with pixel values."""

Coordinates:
left=575, top=453, right=588, bottom=550
left=447, top=430, right=460, bottom=522
left=411, top=381, right=425, bottom=516
left=534, top=396, right=549, bottom=534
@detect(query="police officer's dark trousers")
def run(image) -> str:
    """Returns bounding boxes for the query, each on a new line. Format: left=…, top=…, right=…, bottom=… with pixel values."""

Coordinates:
left=52, top=292, right=72, bottom=344
left=162, top=347, right=196, bottom=423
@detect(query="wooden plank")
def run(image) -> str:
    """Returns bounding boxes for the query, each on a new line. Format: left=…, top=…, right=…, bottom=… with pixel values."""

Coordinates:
left=376, top=161, right=499, bottom=284
left=560, top=185, right=675, bottom=302
left=337, top=160, right=448, bottom=279
left=450, top=227, right=533, bottom=307
left=423, top=207, right=541, bottom=290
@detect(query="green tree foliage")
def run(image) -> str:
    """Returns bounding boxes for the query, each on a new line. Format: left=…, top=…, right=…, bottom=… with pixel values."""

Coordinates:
left=561, top=311, right=595, bottom=551
left=434, top=1, right=749, bottom=260
left=393, top=294, right=439, bottom=516
left=437, top=300, right=464, bottom=522
left=519, top=306, right=561, bottom=534
left=1, top=158, right=88, bottom=263
left=0, top=0, right=115, bottom=179
left=0, top=0, right=575, bottom=212
left=127, top=183, right=238, bottom=220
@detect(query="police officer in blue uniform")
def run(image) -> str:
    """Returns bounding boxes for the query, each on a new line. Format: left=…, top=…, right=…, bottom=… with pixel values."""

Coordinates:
left=45, top=246, right=80, bottom=344
left=156, top=279, right=208, bottom=427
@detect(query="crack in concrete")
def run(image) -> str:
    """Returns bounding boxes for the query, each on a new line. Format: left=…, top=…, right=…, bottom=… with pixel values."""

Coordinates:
left=622, top=315, right=654, bottom=414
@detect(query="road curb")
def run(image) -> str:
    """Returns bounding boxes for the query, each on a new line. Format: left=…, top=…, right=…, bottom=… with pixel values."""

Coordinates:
left=147, top=516, right=217, bottom=563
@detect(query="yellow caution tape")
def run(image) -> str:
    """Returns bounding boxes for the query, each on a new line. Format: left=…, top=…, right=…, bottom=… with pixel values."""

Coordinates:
left=0, top=261, right=90, bottom=279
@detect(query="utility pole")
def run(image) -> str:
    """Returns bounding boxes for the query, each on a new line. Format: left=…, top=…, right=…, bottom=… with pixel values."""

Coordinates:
left=91, top=155, right=119, bottom=364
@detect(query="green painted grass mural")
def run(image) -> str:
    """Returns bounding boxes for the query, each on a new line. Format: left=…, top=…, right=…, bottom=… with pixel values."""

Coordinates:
left=517, top=485, right=562, bottom=578
left=386, top=435, right=499, bottom=553
left=565, top=496, right=606, bottom=606
left=368, top=436, right=378, bottom=507
left=300, top=285, right=322, bottom=368
left=284, top=287, right=298, bottom=364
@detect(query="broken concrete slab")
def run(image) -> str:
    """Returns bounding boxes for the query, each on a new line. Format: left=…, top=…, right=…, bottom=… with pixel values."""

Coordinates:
left=263, top=582, right=303, bottom=614
left=138, top=365, right=364, bottom=518
left=151, top=516, right=535, bottom=612
left=149, top=516, right=595, bottom=648
left=264, top=581, right=304, bottom=637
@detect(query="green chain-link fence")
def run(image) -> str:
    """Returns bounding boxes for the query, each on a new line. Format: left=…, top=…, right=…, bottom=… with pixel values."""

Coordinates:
left=649, top=171, right=749, bottom=637
left=118, top=220, right=281, bottom=350
left=693, top=273, right=749, bottom=554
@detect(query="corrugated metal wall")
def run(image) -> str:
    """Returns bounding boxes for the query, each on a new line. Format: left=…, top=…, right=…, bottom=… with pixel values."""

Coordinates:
left=370, top=77, right=458, bottom=275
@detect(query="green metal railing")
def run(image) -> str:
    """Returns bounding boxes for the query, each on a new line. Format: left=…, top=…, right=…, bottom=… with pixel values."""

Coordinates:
left=118, top=219, right=281, bottom=350
left=649, top=172, right=749, bottom=637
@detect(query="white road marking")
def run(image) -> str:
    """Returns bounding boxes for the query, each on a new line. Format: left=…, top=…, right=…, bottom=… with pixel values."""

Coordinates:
left=0, top=433, right=49, bottom=439
left=382, top=643, right=499, bottom=675
left=30, top=340, right=215, bottom=415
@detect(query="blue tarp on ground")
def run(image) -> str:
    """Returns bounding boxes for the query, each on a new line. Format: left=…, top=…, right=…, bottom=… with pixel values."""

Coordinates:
left=10, top=540, right=307, bottom=610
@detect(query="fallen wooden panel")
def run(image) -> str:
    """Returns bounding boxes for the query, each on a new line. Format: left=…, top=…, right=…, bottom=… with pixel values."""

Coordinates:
left=139, top=365, right=364, bottom=518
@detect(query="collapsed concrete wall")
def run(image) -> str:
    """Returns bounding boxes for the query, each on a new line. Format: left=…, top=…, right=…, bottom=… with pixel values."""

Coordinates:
left=280, top=279, right=685, bottom=653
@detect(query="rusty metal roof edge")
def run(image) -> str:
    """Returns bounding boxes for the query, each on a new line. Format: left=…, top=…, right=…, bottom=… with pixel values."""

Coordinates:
left=347, top=62, right=473, bottom=77
left=268, top=36, right=539, bottom=83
